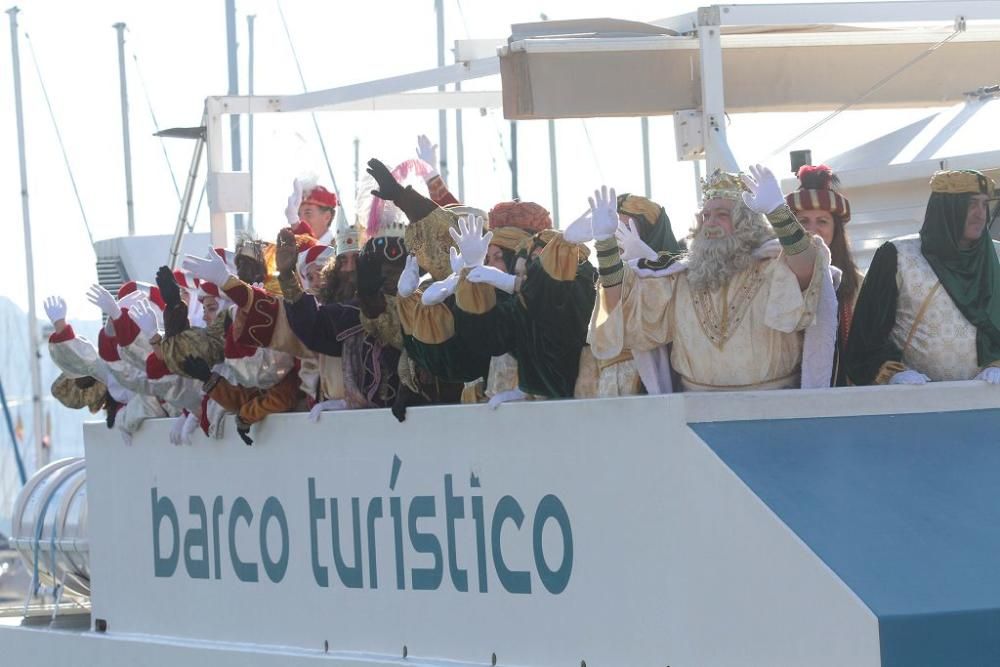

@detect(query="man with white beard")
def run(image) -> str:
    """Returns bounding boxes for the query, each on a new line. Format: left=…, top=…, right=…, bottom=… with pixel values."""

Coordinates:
left=588, top=166, right=836, bottom=392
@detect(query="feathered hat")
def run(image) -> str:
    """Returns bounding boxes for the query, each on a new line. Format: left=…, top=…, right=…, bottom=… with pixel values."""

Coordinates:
left=785, top=164, right=851, bottom=223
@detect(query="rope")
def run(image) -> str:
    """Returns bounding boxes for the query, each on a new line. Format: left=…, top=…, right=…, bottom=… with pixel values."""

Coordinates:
left=23, top=32, right=95, bottom=249
left=132, top=51, right=183, bottom=204
left=769, top=24, right=965, bottom=158
left=275, top=0, right=346, bottom=226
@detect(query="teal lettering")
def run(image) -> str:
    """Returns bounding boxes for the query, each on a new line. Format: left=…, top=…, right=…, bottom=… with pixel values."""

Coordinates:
left=443, top=475, right=468, bottom=592
left=183, top=496, right=209, bottom=579
left=330, top=498, right=363, bottom=588
left=390, top=497, right=405, bottom=590
left=408, top=495, right=442, bottom=590
left=152, top=488, right=179, bottom=577
left=259, top=497, right=289, bottom=583
left=472, top=494, right=488, bottom=593
left=533, top=495, right=573, bottom=594
left=228, top=497, right=259, bottom=582
left=308, top=478, right=329, bottom=587
left=366, top=497, right=383, bottom=589
left=491, top=495, right=530, bottom=594
left=212, top=496, right=224, bottom=579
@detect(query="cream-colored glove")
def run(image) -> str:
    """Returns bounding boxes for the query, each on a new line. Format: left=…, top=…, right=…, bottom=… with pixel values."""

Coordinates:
left=397, top=255, right=421, bottom=298
left=615, top=219, right=658, bottom=262
left=588, top=185, right=618, bottom=241
left=448, top=215, right=492, bottom=268
left=740, top=164, right=785, bottom=215
left=467, top=265, right=516, bottom=294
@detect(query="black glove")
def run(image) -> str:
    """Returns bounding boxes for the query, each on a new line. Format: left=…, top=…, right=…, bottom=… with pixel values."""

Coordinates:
left=355, top=251, right=385, bottom=298
left=105, top=393, right=121, bottom=429
left=366, top=158, right=402, bottom=201
left=235, top=416, right=253, bottom=446
left=156, top=266, right=183, bottom=308
left=182, top=355, right=212, bottom=382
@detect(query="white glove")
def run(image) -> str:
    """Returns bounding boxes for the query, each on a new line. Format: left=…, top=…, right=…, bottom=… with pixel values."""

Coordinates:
left=397, top=255, right=421, bottom=298
left=889, top=369, right=931, bottom=385
left=448, top=215, right=492, bottom=268
left=449, top=246, right=464, bottom=275
left=308, top=399, right=348, bottom=422
left=588, top=185, right=618, bottom=241
left=421, top=274, right=461, bottom=306
left=129, top=301, right=160, bottom=339
left=169, top=414, right=187, bottom=446
left=975, top=366, right=1000, bottom=384
left=615, top=219, right=658, bottom=262
left=467, top=265, right=516, bottom=294
left=180, top=412, right=200, bottom=445
left=488, top=388, right=527, bottom=410
left=740, top=164, right=785, bottom=215
left=117, top=290, right=146, bottom=311
left=43, top=296, right=67, bottom=325
left=752, top=238, right=782, bottom=260
left=562, top=209, right=593, bottom=244
left=284, top=178, right=304, bottom=226
left=183, top=246, right=235, bottom=287
left=87, top=284, right=121, bottom=319
left=416, top=134, right=439, bottom=175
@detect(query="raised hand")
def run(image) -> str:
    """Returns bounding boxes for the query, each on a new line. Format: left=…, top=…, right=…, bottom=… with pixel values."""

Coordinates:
left=447, top=215, right=492, bottom=268
left=183, top=247, right=234, bottom=287
left=275, top=228, right=298, bottom=275
left=397, top=255, right=421, bottom=298
left=416, top=134, right=439, bottom=173
left=466, top=265, right=516, bottom=294
left=366, top=158, right=403, bottom=201
left=43, top=296, right=67, bottom=326
left=449, top=246, right=464, bottom=275
left=615, top=219, right=658, bottom=262
left=87, top=284, right=121, bottom=319
left=420, top=274, right=460, bottom=306
left=562, top=208, right=594, bottom=244
left=156, top=266, right=183, bottom=308
left=284, top=178, right=305, bottom=226
left=129, top=300, right=160, bottom=339
left=740, top=164, right=784, bottom=214
left=588, top=185, right=618, bottom=241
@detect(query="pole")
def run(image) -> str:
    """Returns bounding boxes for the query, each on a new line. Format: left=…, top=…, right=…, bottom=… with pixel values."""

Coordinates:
left=435, top=0, right=448, bottom=185
left=510, top=121, right=518, bottom=200
left=547, top=119, right=559, bottom=228
left=167, top=114, right=207, bottom=270
left=455, top=78, right=465, bottom=203
left=225, top=0, right=243, bottom=234
left=7, top=6, right=46, bottom=472
left=113, top=22, right=135, bottom=236
left=353, top=137, right=360, bottom=200
left=246, top=14, right=255, bottom=235
left=0, top=376, right=27, bottom=485
left=641, top=117, right=652, bottom=198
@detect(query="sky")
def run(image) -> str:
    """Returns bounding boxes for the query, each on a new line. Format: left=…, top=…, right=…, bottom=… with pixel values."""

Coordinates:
left=0, top=0, right=939, bottom=319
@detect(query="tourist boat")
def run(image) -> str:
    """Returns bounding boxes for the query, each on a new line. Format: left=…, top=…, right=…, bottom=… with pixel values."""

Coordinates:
left=3, top=3, right=1000, bottom=666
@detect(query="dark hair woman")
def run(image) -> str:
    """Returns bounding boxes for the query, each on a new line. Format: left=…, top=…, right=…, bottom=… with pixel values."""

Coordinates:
left=785, top=164, right=861, bottom=386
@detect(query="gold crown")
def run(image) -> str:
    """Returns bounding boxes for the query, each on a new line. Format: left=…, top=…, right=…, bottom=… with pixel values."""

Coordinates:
left=701, top=169, right=747, bottom=204
left=929, top=170, right=995, bottom=196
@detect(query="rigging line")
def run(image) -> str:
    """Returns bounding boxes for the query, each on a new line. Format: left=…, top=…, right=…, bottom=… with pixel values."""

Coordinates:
left=23, top=32, right=95, bottom=250
left=580, top=120, right=605, bottom=182
left=132, top=52, right=183, bottom=203
left=453, top=0, right=472, bottom=38
left=275, top=0, right=344, bottom=218
left=768, top=25, right=964, bottom=158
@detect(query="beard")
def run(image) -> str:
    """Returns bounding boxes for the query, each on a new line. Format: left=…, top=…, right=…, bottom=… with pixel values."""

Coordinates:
left=686, top=209, right=773, bottom=293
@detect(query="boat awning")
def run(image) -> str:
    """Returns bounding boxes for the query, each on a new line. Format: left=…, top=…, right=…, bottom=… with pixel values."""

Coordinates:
left=500, top=7, right=1000, bottom=119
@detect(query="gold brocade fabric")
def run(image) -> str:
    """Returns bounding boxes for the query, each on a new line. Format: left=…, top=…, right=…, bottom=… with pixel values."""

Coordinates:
left=362, top=294, right=404, bottom=351
left=539, top=234, right=589, bottom=281
left=889, top=236, right=980, bottom=381
left=161, top=326, right=226, bottom=378
left=397, top=291, right=455, bottom=344
left=404, top=208, right=461, bottom=281
left=691, top=264, right=766, bottom=349
left=455, top=276, right=496, bottom=315
left=51, top=373, right=106, bottom=413
left=486, top=353, right=519, bottom=398
left=590, top=237, right=827, bottom=390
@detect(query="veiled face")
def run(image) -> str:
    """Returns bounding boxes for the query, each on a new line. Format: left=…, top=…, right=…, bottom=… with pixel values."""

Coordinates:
left=698, top=199, right=736, bottom=238
left=797, top=209, right=836, bottom=247
left=961, top=194, right=990, bottom=247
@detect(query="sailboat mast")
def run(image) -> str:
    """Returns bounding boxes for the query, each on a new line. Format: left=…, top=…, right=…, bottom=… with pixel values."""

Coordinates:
left=113, top=22, right=136, bottom=236
left=6, top=6, right=47, bottom=471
